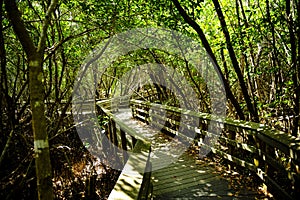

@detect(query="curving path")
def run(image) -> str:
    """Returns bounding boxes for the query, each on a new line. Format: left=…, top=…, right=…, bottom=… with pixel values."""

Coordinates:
left=112, top=108, right=261, bottom=199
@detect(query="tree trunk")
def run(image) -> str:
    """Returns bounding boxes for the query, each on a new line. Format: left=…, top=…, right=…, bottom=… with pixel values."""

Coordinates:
left=287, top=0, right=300, bottom=137
left=211, top=0, right=258, bottom=122
left=4, top=0, right=58, bottom=199
left=171, top=0, right=245, bottom=120
left=29, top=54, right=54, bottom=200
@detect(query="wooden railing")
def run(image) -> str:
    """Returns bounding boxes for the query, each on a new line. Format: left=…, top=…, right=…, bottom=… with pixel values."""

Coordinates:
left=96, top=99, right=153, bottom=200
left=130, top=99, right=300, bottom=200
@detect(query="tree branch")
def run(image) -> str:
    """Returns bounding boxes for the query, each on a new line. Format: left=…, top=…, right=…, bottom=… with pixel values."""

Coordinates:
left=37, top=0, right=58, bottom=54
left=212, top=0, right=258, bottom=122
left=4, top=0, right=36, bottom=57
left=171, top=0, right=245, bottom=120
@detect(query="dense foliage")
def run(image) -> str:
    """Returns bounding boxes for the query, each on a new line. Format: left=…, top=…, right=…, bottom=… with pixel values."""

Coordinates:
left=0, top=0, right=299, bottom=199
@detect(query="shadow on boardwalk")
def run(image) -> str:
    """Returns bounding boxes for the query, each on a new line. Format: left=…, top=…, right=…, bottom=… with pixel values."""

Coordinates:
left=114, top=109, right=263, bottom=199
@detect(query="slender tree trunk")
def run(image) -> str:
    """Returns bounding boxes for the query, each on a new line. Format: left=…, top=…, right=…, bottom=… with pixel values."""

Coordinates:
left=29, top=54, right=54, bottom=200
left=0, top=0, right=13, bottom=129
left=171, top=0, right=245, bottom=120
left=236, top=0, right=258, bottom=119
left=211, top=0, right=258, bottom=122
left=292, top=0, right=300, bottom=136
left=0, top=0, right=5, bottom=132
left=4, top=0, right=58, bottom=199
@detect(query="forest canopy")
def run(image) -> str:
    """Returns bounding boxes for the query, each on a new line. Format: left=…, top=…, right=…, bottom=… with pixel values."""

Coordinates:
left=0, top=0, right=299, bottom=199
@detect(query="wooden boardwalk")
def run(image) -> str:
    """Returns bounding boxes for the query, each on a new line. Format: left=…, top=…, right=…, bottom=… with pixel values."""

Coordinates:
left=152, top=152, right=230, bottom=199
left=112, top=109, right=260, bottom=199
left=151, top=152, right=261, bottom=199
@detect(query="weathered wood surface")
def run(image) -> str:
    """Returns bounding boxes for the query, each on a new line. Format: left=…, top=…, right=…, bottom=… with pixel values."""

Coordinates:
left=130, top=99, right=300, bottom=160
left=108, top=140, right=151, bottom=200
left=102, top=109, right=154, bottom=200
left=104, top=108, right=259, bottom=199
left=130, top=99, right=300, bottom=199
left=98, top=99, right=300, bottom=199
left=151, top=151, right=259, bottom=199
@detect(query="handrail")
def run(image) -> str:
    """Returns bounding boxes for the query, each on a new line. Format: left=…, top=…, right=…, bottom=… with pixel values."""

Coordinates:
left=130, top=99, right=300, bottom=199
left=96, top=100, right=153, bottom=200
left=131, top=100, right=300, bottom=161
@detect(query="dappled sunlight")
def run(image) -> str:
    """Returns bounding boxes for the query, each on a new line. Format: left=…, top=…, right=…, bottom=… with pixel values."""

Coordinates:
left=98, top=98, right=297, bottom=199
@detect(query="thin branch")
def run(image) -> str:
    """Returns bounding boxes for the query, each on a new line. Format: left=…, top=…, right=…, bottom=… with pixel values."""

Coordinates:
left=171, top=0, right=245, bottom=120
left=0, top=130, right=14, bottom=167
left=37, top=0, right=58, bottom=54
left=44, top=28, right=100, bottom=61
left=4, top=0, right=36, bottom=57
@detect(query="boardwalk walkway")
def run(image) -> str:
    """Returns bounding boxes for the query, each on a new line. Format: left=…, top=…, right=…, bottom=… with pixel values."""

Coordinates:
left=113, top=109, right=260, bottom=199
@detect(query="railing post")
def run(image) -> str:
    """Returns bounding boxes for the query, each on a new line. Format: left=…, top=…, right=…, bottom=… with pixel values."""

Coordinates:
left=145, top=103, right=150, bottom=125
left=107, top=119, right=112, bottom=143
left=120, top=129, right=128, bottom=162
left=293, top=162, right=300, bottom=196
left=227, top=130, right=236, bottom=158
left=131, top=136, right=137, bottom=148
left=131, top=102, right=136, bottom=118
left=252, top=132, right=261, bottom=171
left=85, top=173, right=97, bottom=199
left=111, top=120, right=118, bottom=146
left=138, top=146, right=153, bottom=200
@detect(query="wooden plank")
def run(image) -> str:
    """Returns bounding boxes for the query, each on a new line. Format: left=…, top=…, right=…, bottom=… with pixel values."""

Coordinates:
left=153, top=175, right=220, bottom=195
left=153, top=170, right=216, bottom=187
left=150, top=121, right=193, bottom=143
left=135, top=114, right=147, bottom=122
left=150, top=112, right=181, bottom=126
left=108, top=140, right=151, bottom=200
left=152, top=163, right=213, bottom=179
left=154, top=182, right=237, bottom=199
left=134, top=107, right=149, bottom=115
